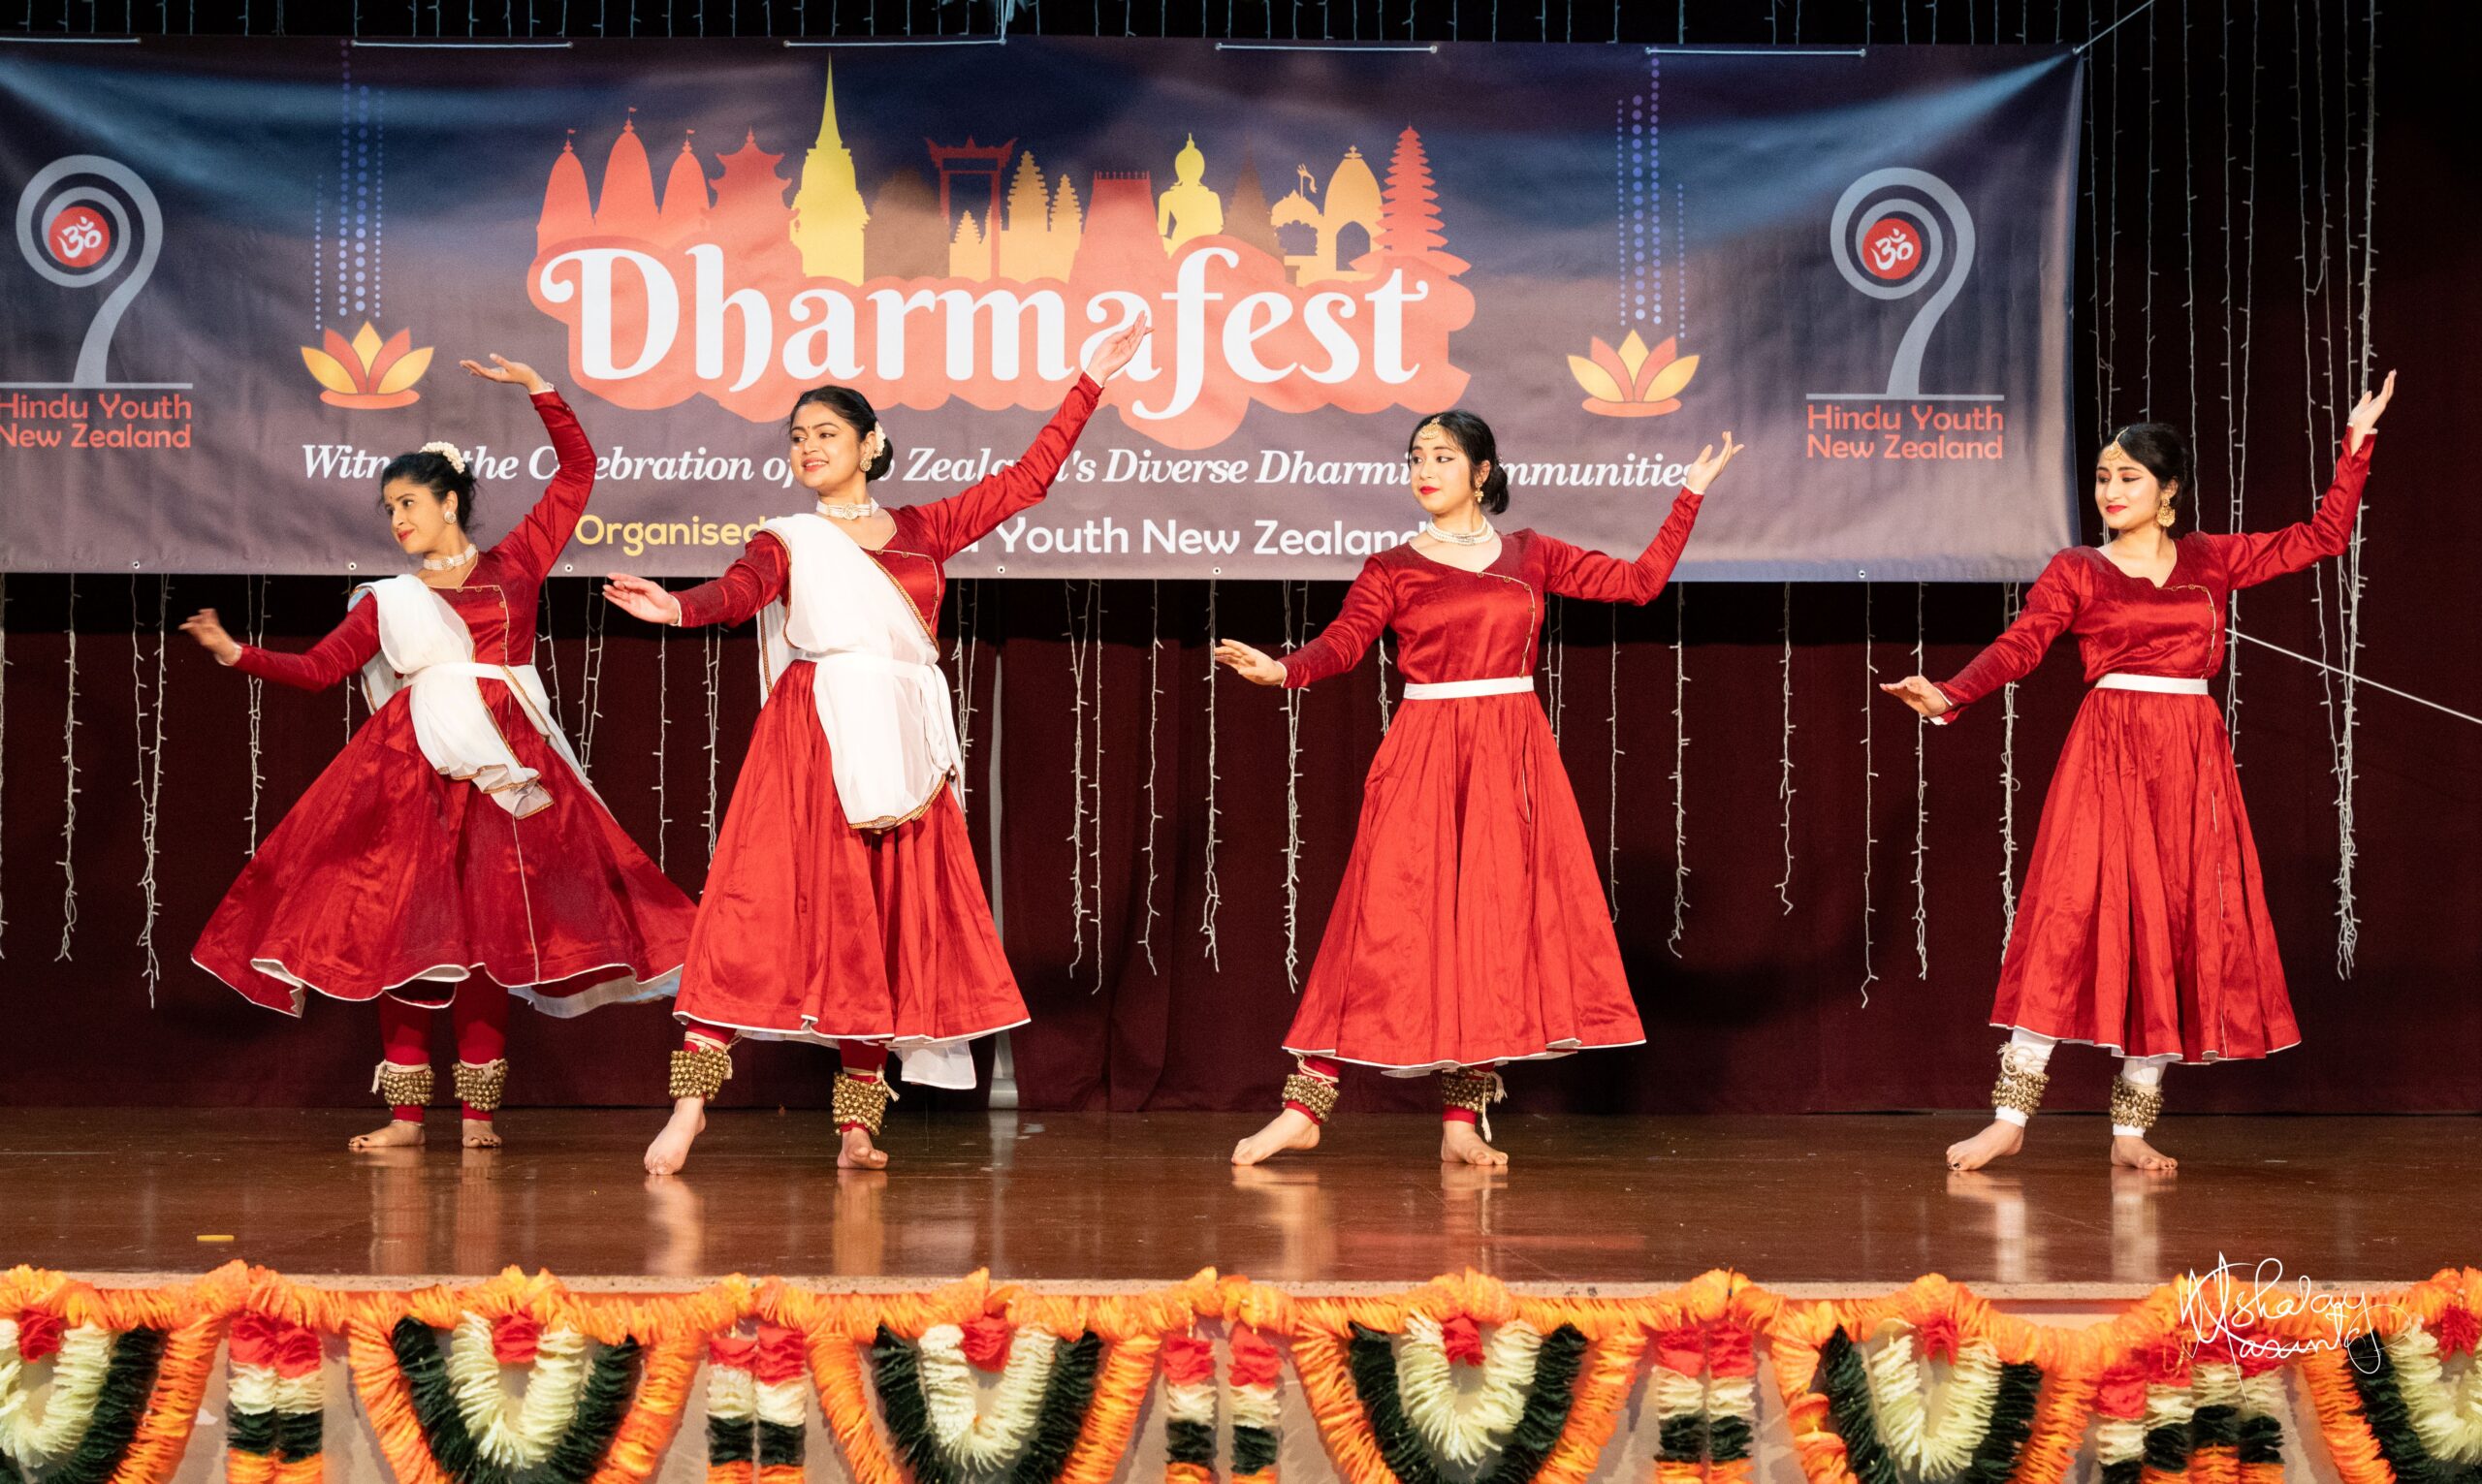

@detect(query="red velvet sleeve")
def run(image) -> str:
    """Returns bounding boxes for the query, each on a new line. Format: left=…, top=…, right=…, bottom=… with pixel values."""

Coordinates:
left=1280, top=557, right=1398, bottom=688
left=903, top=375, right=1103, bottom=560
left=491, top=391, right=596, bottom=582
left=230, top=596, right=382, bottom=692
left=671, top=532, right=790, bottom=628
left=2209, top=436, right=2372, bottom=590
left=1930, top=549, right=2088, bottom=723
left=1539, top=489, right=1704, bottom=605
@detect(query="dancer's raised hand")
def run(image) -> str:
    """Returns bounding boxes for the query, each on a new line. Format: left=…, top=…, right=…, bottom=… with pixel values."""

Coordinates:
left=602, top=573, right=683, bottom=626
left=1879, top=675, right=1951, bottom=719
left=1214, top=638, right=1286, bottom=686
left=2345, top=369, right=2396, bottom=451
left=1083, top=313, right=1153, bottom=384
left=1682, top=430, right=1745, bottom=493
left=459, top=352, right=553, bottom=395
left=178, top=608, right=241, bottom=664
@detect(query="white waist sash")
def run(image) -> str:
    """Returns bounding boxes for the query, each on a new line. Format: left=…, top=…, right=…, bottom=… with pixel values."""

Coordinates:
left=355, top=577, right=590, bottom=818
left=2095, top=674, right=2211, bottom=695
left=1401, top=677, right=1538, bottom=700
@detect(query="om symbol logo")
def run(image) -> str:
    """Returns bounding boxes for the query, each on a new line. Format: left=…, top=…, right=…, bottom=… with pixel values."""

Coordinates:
left=47, top=205, right=111, bottom=268
left=1863, top=217, right=1922, bottom=281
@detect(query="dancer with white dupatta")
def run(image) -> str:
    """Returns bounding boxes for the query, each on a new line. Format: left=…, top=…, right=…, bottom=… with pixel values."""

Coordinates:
left=186, top=356, right=694, bottom=1151
left=609, top=317, right=1151, bottom=1175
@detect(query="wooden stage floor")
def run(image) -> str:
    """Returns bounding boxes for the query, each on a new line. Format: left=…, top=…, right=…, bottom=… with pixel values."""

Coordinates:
left=0, top=1108, right=2471, bottom=1292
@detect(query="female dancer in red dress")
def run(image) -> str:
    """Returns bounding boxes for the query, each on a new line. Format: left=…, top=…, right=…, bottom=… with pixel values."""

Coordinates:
left=183, top=355, right=696, bottom=1150
left=1882, top=372, right=2396, bottom=1172
left=1218, top=411, right=1744, bottom=1166
left=607, top=320, right=1150, bottom=1175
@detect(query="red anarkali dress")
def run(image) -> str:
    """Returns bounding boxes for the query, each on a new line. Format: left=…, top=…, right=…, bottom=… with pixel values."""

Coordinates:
left=194, top=390, right=696, bottom=1014
left=1275, top=489, right=1706, bottom=1072
left=662, top=375, right=1101, bottom=1052
left=1932, top=436, right=2375, bottom=1061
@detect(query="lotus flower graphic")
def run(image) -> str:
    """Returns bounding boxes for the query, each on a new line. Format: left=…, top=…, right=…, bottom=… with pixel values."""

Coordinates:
left=1568, top=331, right=1699, bottom=418
left=301, top=321, right=434, bottom=409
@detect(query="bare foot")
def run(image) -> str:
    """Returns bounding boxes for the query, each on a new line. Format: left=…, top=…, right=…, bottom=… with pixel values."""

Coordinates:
left=1439, top=1121, right=1509, bottom=1167
left=1231, top=1108, right=1321, bottom=1166
left=461, top=1119, right=503, bottom=1150
left=643, top=1099, right=707, bottom=1177
left=1945, top=1119, right=2024, bottom=1171
left=838, top=1124, right=890, bottom=1170
left=349, top=1119, right=425, bottom=1152
left=2111, top=1133, right=2178, bottom=1171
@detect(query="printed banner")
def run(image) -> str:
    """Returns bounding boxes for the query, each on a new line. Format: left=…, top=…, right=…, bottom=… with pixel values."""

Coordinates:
left=0, top=39, right=2079, bottom=578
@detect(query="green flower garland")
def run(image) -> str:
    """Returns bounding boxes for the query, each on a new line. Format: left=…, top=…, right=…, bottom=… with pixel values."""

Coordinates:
left=384, top=1316, right=642, bottom=1484
left=2342, top=1332, right=2482, bottom=1484
left=867, top=1324, right=1106, bottom=1484
left=1342, top=1321, right=1589, bottom=1484
left=1811, top=1327, right=2042, bottom=1484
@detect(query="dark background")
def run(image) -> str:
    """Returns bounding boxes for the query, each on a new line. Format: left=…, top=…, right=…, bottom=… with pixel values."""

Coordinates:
left=2, top=0, right=2472, bottom=1120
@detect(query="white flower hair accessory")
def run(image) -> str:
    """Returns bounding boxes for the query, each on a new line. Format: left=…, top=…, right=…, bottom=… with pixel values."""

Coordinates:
left=419, top=440, right=469, bottom=475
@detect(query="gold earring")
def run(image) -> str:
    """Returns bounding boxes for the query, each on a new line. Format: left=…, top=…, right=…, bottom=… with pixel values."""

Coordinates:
left=2155, top=500, right=2176, bottom=529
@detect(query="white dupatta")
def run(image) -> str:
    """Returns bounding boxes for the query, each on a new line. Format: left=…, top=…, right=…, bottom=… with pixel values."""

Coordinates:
left=755, top=514, right=979, bottom=1089
left=351, top=575, right=590, bottom=818
left=756, top=513, right=961, bottom=830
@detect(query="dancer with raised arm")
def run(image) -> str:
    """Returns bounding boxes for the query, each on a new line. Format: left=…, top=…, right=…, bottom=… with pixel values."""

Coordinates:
left=608, top=318, right=1151, bottom=1175
left=1882, top=372, right=2397, bottom=1172
left=186, top=355, right=694, bottom=1151
left=1218, top=411, right=1743, bottom=1166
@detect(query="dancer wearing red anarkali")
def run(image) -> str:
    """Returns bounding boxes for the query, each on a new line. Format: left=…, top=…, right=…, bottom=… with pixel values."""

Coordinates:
left=185, top=357, right=694, bottom=1150
left=1221, top=411, right=1744, bottom=1166
left=1884, top=374, right=2395, bottom=1172
left=611, top=320, right=1150, bottom=1174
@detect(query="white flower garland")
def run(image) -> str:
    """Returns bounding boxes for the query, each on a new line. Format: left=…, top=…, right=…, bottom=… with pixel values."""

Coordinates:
left=757, top=1370, right=805, bottom=1431
left=2388, top=1326, right=2482, bottom=1464
left=1710, top=1370, right=1759, bottom=1440
left=0, top=1319, right=114, bottom=1467
left=1231, top=1371, right=1281, bottom=1435
left=1393, top=1312, right=1543, bottom=1467
left=1163, top=1372, right=1215, bottom=1430
left=1860, top=1327, right=2005, bottom=1481
left=442, top=1313, right=591, bottom=1468
left=227, top=1358, right=322, bottom=1416
left=705, top=1359, right=755, bottom=1425
left=913, top=1323, right=1062, bottom=1470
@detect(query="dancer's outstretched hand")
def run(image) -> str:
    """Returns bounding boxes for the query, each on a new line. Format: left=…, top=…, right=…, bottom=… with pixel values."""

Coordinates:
left=2345, top=369, right=2396, bottom=451
left=1682, top=430, right=1745, bottom=493
left=603, top=573, right=684, bottom=626
left=1083, top=313, right=1152, bottom=384
left=178, top=608, right=240, bottom=664
left=459, top=352, right=553, bottom=395
left=1214, top=638, right=1286, bottom=686
left=1879, top=675, right=1952, bottom=719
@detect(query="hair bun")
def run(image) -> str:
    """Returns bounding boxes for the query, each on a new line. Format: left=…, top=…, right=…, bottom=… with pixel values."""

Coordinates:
left=418, top=440, right=468, bottom=475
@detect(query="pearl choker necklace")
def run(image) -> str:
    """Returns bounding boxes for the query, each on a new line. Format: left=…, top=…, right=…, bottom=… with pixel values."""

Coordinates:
left=422, top=544, right=478, bottom=571
left=1422, top=519, right=1496, bottom=547
left=816, top=497, right=881, bottom=521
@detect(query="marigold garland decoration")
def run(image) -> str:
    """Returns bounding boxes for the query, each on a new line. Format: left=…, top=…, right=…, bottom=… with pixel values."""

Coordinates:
left=1760, top=1275, right=2083, bottom=1484
left=0, top=1265, right=233, bottom=1484
left=1162, top=1334, right=1218, bottom=1484
left=226, top=1311, right=327, bottom=1484
left=1229, top=1324, right=1285, bottom=1484
left=11, top=1262, right=2482, bottom=1484
left=1648, top=1316, right=1760, bottom=1484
